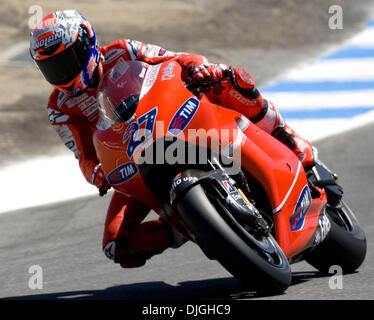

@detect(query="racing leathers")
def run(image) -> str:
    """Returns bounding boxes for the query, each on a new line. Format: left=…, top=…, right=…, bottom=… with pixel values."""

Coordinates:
left=47, top=39, right=314, bottom=268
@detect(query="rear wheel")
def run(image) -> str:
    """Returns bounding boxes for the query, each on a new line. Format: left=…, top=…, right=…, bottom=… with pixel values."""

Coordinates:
left=175, top=184, right=291, bottom=294
left=306, top=201, right=366, bottom=274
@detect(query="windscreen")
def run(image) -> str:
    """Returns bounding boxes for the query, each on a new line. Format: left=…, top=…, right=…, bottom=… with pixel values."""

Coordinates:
left=97, top=60, right=149, bottom=122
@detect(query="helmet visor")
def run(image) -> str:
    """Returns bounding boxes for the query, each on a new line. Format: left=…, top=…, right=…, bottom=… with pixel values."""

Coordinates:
left=34, top=39, right=91, bottom=86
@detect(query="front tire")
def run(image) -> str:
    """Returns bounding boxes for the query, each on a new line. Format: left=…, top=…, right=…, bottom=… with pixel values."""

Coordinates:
left=175, top=184, right=291, bottom=294
left=306, top=201, right=366, bottom=274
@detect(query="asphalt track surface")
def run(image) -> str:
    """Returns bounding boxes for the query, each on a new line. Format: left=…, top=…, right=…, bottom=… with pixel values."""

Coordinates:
left=0, top=122, right=373, bottom=301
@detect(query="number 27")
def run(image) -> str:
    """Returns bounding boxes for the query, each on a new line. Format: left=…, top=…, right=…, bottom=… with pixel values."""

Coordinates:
left=123, top=107, right=158, bottom=159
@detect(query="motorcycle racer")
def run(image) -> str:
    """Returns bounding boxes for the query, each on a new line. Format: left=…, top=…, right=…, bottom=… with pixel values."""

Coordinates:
left=30, top=9, right=315, bottom=268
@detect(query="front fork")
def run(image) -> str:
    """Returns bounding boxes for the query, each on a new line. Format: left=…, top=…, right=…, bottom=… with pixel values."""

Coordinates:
left=305, top=155, right=343, bottom=250
left=163, top=164, right=272, bottom=242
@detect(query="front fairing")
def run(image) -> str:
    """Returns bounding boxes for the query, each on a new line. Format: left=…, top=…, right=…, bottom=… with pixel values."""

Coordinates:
left=93, top=60, right=201, bottom=207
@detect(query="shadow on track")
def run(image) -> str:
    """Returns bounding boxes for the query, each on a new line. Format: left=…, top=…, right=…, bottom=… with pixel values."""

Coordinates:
left=291, top=271, right=331, bottom=286
left=1, top=271, right=329, bottom=300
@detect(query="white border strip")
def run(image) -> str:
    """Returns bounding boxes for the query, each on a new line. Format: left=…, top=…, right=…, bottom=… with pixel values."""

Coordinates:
left=272, top=161, right=302, bottom=213
left=281, top=58, right=374, bottom=82
left=264, top=90, right=374, bottom=110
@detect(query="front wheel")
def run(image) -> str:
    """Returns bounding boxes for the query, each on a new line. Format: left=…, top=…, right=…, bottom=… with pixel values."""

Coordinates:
left=175, top=184, right=291, bottom=294
left=306, top=201, right=367, bottom=274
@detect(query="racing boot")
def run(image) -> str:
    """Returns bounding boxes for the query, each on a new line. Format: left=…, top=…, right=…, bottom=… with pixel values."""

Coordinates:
left=271, top=121, right=315, bottom=167
left=254, top=100, right=315, bottom=167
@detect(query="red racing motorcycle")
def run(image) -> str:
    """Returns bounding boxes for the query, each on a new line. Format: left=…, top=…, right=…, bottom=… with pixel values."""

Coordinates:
left=93, top=59, right=366, bottom=294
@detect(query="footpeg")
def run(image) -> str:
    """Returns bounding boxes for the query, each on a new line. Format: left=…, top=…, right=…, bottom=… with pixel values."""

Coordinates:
left=306, top=161, right=343, bottom=206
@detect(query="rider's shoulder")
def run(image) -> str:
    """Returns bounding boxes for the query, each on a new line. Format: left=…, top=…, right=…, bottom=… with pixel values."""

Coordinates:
left=100, top=39, right=132, bottom=64
left=101, top=38, right=143, bottom=62
left=101, top=38, right=133, bottom=55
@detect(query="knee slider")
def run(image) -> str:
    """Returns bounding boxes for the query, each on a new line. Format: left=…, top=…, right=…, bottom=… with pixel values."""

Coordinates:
left=103, top=237, right=130, bottom=262
left=103, top=240, right=116, bottom=260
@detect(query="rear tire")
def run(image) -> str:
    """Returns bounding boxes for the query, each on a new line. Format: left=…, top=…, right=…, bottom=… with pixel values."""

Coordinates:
left=306, top=201, right=366, bottom=274
left=175, top=184, right=291, bottom=294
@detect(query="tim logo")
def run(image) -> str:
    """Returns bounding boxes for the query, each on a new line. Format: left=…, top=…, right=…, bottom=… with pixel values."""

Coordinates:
left=107, top=162, right=138, bottom=185
left=168, top=97, right=200, bottom=136
left=289, top=185, right=312, bottom=232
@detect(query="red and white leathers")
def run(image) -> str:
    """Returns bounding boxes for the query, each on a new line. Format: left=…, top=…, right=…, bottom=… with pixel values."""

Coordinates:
left=47, top=39, right=314, bottom=268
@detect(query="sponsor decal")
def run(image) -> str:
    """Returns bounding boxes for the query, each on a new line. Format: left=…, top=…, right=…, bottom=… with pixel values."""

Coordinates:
left=289, top=185, right=312, bottom=232
left=65, top=92, right=88, bottom=108
left=107, top=162, right=139, bottom=185
left=139, top=66, right=147, bottom=79
left=172, top=173, right=182, bottom=184
left=319, top=213, right=331, bottom=239
left=161, top=62, right=175, bottom=80
left=314, top=212, right=331, bottom=246
left=109, top=57, right=129, bottom=84
left=158, top=48, right=167, bottom=56
left=223, top=180, right=236, bottom=193
left=36, top=18, right=57, bottom=30
left=145, top=64, right=161, bottom=87
left=139, top=64, right=161, bottom=99
left=55, top=9, right=81, bottom=20
left=77, top=96, right=96, bottom=111
left=168, top=97, right=200, bottom=136
left=86, top=55, right=96, bottom=74
left=171, top=174, right=198, bottom=190
left=57, top=91, right=68, bottom=108
left=35, top=30, right=63, bottom=49
left=83, top=104, right=98, bottom=117
left=88, top=112, right=99, bottom=122
left=143, top=45, right=161, bottom=59
left=142, top=65, right=161, bottom=92
left=104, top=49, right=126, bottom=64
left=123, top=107, right=158, bottom=159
